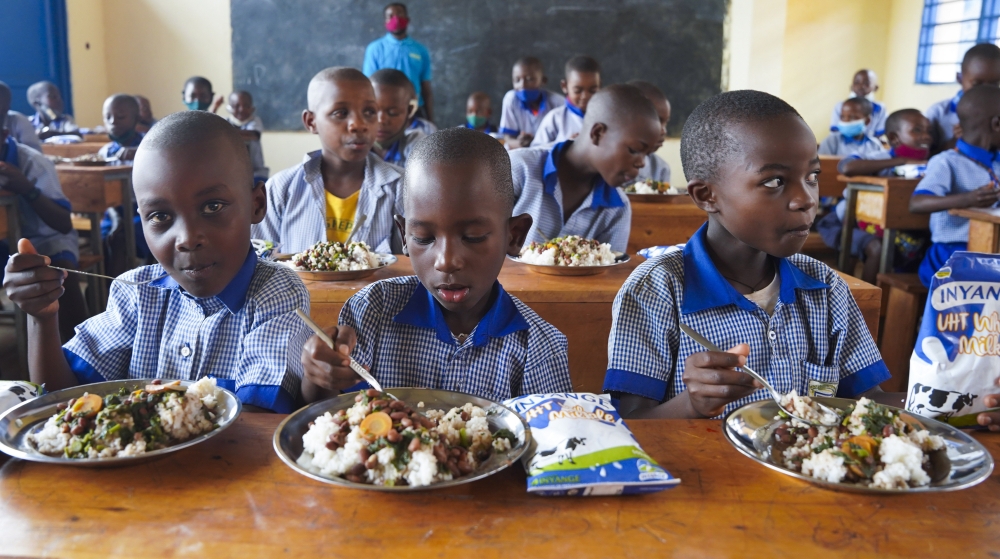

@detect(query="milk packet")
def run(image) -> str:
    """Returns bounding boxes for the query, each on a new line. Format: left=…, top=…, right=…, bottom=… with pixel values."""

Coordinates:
left=0, top=381, right=43, bottom=416
left=907, top=252, right=1000, bottom=427
left=503, top=393, right=680, bottom=496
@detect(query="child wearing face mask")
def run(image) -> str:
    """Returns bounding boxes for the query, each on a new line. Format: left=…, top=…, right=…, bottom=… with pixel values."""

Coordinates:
left=830, top=69, right=887, bottom=139
left=499, top=56, right=565, bottom=150
left=819, top=97, right=884, bottom=158
left=363, top=3, right=435, bottom=123
left=182, top=76, right=221, bottom=112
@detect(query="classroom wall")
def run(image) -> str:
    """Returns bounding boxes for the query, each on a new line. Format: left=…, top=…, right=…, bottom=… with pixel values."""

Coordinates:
left=882, top=0, right=960, bottom=113
left=65, top=0, right=109, bottom=128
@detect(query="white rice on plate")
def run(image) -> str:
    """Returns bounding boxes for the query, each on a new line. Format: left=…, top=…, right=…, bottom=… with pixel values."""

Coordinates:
left=519, top=235, right=616, bottom=267
left=291, top=241, right=380, bottom=272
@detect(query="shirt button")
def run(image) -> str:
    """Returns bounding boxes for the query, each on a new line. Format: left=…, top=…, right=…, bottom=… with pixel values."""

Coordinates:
left=180, top=345, right=192, bottom=357
left=768, top=331, right=777, bottom=341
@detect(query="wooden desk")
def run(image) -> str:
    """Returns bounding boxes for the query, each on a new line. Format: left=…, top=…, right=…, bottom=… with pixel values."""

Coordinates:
left=837, top=175, right=928, bottom=274
left=1, top=413, right=996, bottom=558
left=82, top=133, right=110, bottom=143
left=951, top=207, right=1000, bottom=253
left=307, top=258, right=881, bottom=392
left=818, top=155, right=845, bottom=198
left=626, top=195, right=707, bottom=254
left=41, top=142, right=106, bottom=159
left=55, top=164, right=136, bottom=270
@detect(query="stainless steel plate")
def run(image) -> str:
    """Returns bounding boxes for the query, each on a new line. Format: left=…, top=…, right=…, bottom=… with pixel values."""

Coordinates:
left=508, top=253, right=630, bottom=276
left=0, top=379, right=242, bottom=468
left=273, top=388, right=531, bottom=491
left=278, top=253, right=397, bottom=282
left=723, top=397, right=993, bottom=493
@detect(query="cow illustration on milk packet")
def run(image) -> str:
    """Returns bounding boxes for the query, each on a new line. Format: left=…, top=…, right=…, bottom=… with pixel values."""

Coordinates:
left=503, top=393, right=680, bottom=496
left=907, top=252, right=1000, bottom=426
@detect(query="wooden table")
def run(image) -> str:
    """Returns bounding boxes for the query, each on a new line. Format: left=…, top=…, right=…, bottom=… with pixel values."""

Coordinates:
left=55, top=164, right=136, bottom=270
left=818, top=155, right=846, bottom=198
left=41, top=142, right=106, bottom=159
left=306, top=257, right=882, bottom=392
left=951, top=207, right=1000, bottom=253
left=626, top=195, right=707, bottom=255
left=82, top=133, right=110, bottom=143
left=1, top=413, right=996, bottom=558
left=837, top=175, right=929, bottom=274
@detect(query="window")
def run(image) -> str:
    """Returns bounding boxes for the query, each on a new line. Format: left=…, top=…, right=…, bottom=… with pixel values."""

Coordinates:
left=917, top=0, right=1000, bottom=84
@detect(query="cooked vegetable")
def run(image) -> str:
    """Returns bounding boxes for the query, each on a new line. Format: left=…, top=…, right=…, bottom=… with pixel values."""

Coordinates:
left=70, top=393, right=103, bottom=418
left=360, top=411, right=392, bottom=438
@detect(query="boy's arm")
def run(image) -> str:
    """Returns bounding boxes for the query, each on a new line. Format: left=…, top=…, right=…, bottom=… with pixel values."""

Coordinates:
left=910, top=185, right=999, bottom=213
left=0, top=162, right=72, bottom=234
left=839, top=156, right=913, bottom=176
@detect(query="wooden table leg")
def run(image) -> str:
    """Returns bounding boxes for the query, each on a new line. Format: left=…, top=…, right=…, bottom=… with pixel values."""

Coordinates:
left=880, top=228, right=897, bottom=274
left=838, top=187, right=859, bottom=272
left=967, top=220, right=1000, bottom=253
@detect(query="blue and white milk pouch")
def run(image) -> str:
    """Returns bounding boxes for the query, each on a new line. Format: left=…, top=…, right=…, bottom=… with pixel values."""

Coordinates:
left=907, top=251, right=1000, bottom=427
left=503, top=393, right=680, bottom=496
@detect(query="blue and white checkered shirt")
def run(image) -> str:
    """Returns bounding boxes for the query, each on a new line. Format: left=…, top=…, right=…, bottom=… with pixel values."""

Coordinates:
left=383, top=128, right=425, bottom=167
left=831, top=99, right=888, bottom=138
left=29, top=112, right=78, bottom=135
left=63, top=250, right=312, bottom=413
left=251, top=151, right=403, bottom=254
left=510, top=141, right=632, bottom=252
left=635, top=152, right=672, bottom=184
left=340, top=276, right=572, bottom=401
left=914, top=145, right=1000, bottom=244
left=498, top=89, right=565, bottom=140
left=409, top=118, right=438, bottom=136
left=925, top=90, right=961, bottom=147
left=530, top=104, right=584, bottom=148
left=818, top=133, right=884, bottom=158
left=604, top=224, right=890, bottom=417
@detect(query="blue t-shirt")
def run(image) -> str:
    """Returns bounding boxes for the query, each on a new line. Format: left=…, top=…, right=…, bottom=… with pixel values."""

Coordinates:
left=363, top=34, right=432, bottom=107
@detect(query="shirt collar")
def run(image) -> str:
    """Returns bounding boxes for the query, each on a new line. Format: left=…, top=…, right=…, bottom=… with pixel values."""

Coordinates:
left=393, top=281, right=530, bottom=347
left=2, top=136, right=17, bottom=166
left=148, top=249, right=258, bottom=313
left=542, top=141, right=625, bottom=210
left=565, top=100, right=584, bottom=118
left=955, top=138, right=999, bottom=167
left=948, top=89, right=963, bottom=113
left=518, top=91, right=550, bottom=114
left=680, top=224, right=831, bottom=315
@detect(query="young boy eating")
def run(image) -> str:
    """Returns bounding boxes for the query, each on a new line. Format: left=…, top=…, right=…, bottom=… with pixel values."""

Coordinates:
left=252, top=67, right=403, bottom=254
left=628, top=80, right=673, bottom=185
left=819, top=97, right=883, bottom=158
left=531, top=56, right=601, bottom=147
left=910, top=84, right=1000, bottom=286
left=926, top=43, right=1000, bottom=153
left=224, top=90, right=269, bottom=183
left=605, top=90, right=903, bottom=420
left=3, top=111, right=311, bottom=413
left=97, top=94, right=144, bottom=160
left=509, top=84, right=662, bottom=253
left=300, top=128, right=571, bottom=401
left=465, top=92, right=496, bottom=135
left=830, top=69, right=887, bottom=138
left=499, top=57, right=565, bottom=149
left=370, top=69, right=424, bottom=167
left=26, top=81, right=79, bottom=140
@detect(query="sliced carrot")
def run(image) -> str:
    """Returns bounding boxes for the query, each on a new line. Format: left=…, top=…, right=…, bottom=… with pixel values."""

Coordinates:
left=70, top=393, right=103, bottom=418
left=360, top=411, right=392, bottom=438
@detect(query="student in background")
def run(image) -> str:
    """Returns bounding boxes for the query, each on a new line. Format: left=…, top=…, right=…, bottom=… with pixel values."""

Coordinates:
left=926, top=43, right=1000, bottom=153
left=5, top=110, right=41, bottom=151
left=628, top=80, right=672, bottom=185
left=509, top=85, right=661, bottom=253
left=830, top=69, right=887, bottom=138
left=531, top=56, right=601, bottom=147
left=363, top=2, right=434, bottom=123
left=0, top=81, right=85, bottom=341
left=182, top=76, right=220, bottom=112
left=301, top=128, right=571, bottom=401
left=464, top=92, right=496, bottom=135
left=911, top=84, right=1000, bottom=286
left=371, top=69, right=425, bottom=167
left=97, top=94, right=144, bottom=160
left=134, top=95, right=156, bottom=134
left=252, top=67, right=403, bottom=254
left=499, top=57, right=565, bottom=149
left=26, top=81, right=79, bottom=140
left=819, top=97, right=883, bottom=158
left=225, top=90, right=269, bottom=184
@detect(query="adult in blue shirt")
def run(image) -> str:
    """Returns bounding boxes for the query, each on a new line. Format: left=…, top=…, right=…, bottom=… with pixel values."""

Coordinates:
left=363, top=3, right=435, bottom=123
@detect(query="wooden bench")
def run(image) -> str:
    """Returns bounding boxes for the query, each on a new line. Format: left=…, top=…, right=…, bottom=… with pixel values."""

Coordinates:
left=876, top=273, right=927, bottom=392
left=950, top=207, right=1000, bottom=253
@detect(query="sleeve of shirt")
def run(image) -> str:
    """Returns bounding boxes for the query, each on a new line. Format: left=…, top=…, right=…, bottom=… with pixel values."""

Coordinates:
left=362, top=43, right=378, bottom=76
left=827, top=274, right=891, bottom=397
left=22, top=150, right=70, bottom=207
left=603, top=196, right=632, bottom=253
left=499, top=91, right=519, bottom=137
left=244, top=116, right=264, bottom=131
left=912, top=155, right=954, bottom=197
left=12, top=113, right=42, bottom=151
left=530, top=111, right=557, bottom=147
left=338, top=282, right=387, bottom=372
left=419, top=43, right=432, bottom=81
left=604, top=271, right=677, bottom=402
left=62, top=280, right=139, bottom=385
left=818, top=135, right=838, bottom=156
left=250, top=174, right=286, bottom=244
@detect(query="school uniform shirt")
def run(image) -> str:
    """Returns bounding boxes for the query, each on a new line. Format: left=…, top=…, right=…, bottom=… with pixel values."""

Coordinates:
left=530, top=103, right=584, bottom=148
left=635, top=153, right=672, bottom=184
left=603, top=224, right=890, bottom=417
left=252, top=151, right=403, bottom=254
left=29, top=112, right=78, bottom=135
left=383, top=128, right=425, bottom=167
left=96, top=132, right=144, bottom=159
left=498, top=89, right=566, bottom=143
left=6, top=111, right=42, bottom=151
left=830, top=99, right=888, bottom=138
left=510, top=141, right=632, bottom=253
left=0, top=137, right=78, bottom=261
left=925, top=90, right=962, bottom=148
left=63, top=251, right=311, bottom=413
left=409, top=118, right=438, bottom=136
left=363, top=33, right=433, bottom=108
left=817, top=133, right=884, bottom=158
left=340, top=276, right=572, bottom=401
left=229, top=114, right=269, bottom=180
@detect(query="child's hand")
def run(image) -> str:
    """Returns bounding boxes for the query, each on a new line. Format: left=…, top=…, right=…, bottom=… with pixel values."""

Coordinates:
left=962, top=184, right=1000, bottom=208
left=3, top=238, right=66, bottom=318
left=211, top=95, right=225, bottom=113
left=516, top=132, right=533, bottom=147
left=0, top=162, right=34, bottom=195
left=681, top=343, right=761, bottom=418
left=977, top=377, right=1000, bottom=431
left=301, top=324, right=366, bottom=392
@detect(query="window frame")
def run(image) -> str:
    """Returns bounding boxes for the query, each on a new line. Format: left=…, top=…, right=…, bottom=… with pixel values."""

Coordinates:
left=916, top=0, right=1000, bottom=84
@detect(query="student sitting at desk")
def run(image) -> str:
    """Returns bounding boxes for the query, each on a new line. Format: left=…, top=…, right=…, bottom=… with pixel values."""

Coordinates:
left=911, top=84, right=1000, bottom=287
left=26, top=81, right=79, bottom=140
left=370, top=69, right=425, bottom=167
left=530, top=55, right=601, bottom=147
left=499, top=56, right=565, bottom=149
left=464, top=92, right=496, bottom=136
left=509, top=85, right=662, bottom=254
left=925, top=43, right=1000, bottom=154
left=4, top=111, right=312, bottom=413
left=819, top=97, right=884, bottom=158
left=97, top=94, right=144, bottom=160
left=300, top=127, right=571, bottom=402
left=252, top=67, right=403, bottom=254
left=830, top=69, right=887, bottom=139
left=182, top=76, right=220, bottom=112
left=224, top=90, right=269, bottom=184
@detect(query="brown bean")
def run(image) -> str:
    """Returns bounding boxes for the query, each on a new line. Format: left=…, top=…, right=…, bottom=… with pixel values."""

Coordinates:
left=433, top=444, right=448, bottom=463
left=883, top=425, right=895, bottom=437
left=359, top=447, right=371, bottom=462
left=365, top=455, right=379, bottom=469
left=389, top=400, right=405, bottom=411
left=70, top=424, right=85, bottom=436
left=807, top=427, right=818, bottom=439
left=60, top=424, right=70, bottom=433
left=390, top=411, right=406, bottom=421
left=447, top=461, right=461, bottom=477
left=386, top=429, right=401, bottom=443
left=400, top=417, right=413, bottom=428
left=325, top=440, right=340, bottom=451
left=371, top=399, right=389, bottom=409
left=457, top=460, right=474, bottom=475
left=56, top=403, right=67, bottom=411
left=345, top=474, right=364, bottom=483
left=151, top=379, right=162, bottom=385
left=450, top=447, right=462, bottom=457
left=64, top=411, right=74, bottom=422
left=67, top=398, right=76, bottom=408
left=349, top=463, right=367, bottom=476
left=461, top=411, right=470, bottom=421
left=366, top=389, right=380, bottom=398
left=408, top=437, right=421, bottom=452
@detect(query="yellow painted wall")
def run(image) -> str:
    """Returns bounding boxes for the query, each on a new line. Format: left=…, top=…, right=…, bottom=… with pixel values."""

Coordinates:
left=66, top=0, right=109, bottom=128
left=882, top=0, right=959, bottom=114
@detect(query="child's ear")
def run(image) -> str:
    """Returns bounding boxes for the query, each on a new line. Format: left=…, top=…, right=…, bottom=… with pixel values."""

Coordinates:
left=541, top=75, right=548, bottom=86
left=560, top=79, right=568, bottom=96
left=865, top=115, right=872, bottom=125
left=991, top=115, right=1000, bottom=133
left=687, top=179, right=720, bottom=214
left=250, top=181, right=267, bottom=225
left=393, top=214, right=408, bottom=256
left=507, top=213, right=534, bottom=256
left=302, top=110, right=317, bottom=134
left=589, top=122, right=608, bottom=146
left=886, top=131, right=900, bottom=147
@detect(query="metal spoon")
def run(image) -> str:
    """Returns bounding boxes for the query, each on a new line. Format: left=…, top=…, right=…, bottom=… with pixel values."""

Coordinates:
left=294, top=308, right=396, bottom=398
left=679, top=323, right=842, bottom=427
left=344, top=214, right=367, bottom=244
left=48, top=266, right=166, bottom=286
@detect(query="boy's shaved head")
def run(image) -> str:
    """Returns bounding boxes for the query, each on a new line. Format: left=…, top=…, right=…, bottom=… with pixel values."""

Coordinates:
left=565, top=55, right=600, bottom=75
left=104, top=93, right=139, bottom=114
left=183, top=76, right=212, bottom=92
left=514, top=56, right=543, bottom=72
left=371, top=68, right=416, bottom=97
left=842, top=96, right=872, bottom=117
left=142, top=111, right=252, bottom=182
left=957, top=84, right=1000, bottom=130
left=307, top=66, right=370, bottom=111
left=963, top=43, right=1000, bottom=71
left=580, top=84, right=658, bottom=132
left=627, top=80, right=667, bottom=103
left=884, top=108, right=924, bottom=137
left=26, top=81, right=57, bottom=105
left=681, top=90, right=802, bottom=183
left=405, top=127, right=515, bottom=212
left=468, top=91, right=490, bottom=104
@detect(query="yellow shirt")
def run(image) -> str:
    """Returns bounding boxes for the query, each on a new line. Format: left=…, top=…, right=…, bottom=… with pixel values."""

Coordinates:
left=325, top=190, right=360, bottom=243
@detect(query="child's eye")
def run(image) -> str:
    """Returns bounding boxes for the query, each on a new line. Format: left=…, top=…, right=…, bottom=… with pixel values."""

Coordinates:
left=762, top=177, right=785, bottom=189
left=806, top=171, right=821, bottom=185
left=332, top=110, right=347, bottom=118
left=147, top=212, right=172, bottom=224
left=203, top=201, right=227, bottom=215
left=628, top=148, right=638, bottom=155
left=364, top=108, right=377, bottom=117
left=464, top=234, right=488, bottom=243
left=411, top=236, right=433, bottom=245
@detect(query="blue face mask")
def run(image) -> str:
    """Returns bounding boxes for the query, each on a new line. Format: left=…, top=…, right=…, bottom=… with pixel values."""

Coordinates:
left=184, top=99, right=210, bottom=111
left=515, top=89, right=542, bottom=105
left=837, top=119, right=866, bottom=138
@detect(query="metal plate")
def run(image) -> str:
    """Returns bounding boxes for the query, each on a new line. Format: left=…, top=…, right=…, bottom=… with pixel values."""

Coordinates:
left=278, top=254, right=398, bottom=282
left=723, top=397, right=994, bottom=493
left=273, top=388, right=531, bottom=491
left=508, top=253, right=630, bottom=276
left=0, top=379, right=242, bottom=468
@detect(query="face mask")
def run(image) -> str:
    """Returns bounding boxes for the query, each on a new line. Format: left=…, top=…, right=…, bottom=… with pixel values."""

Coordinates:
left=515, top=89, right=542, bottom=105
left=467, top=114, right=487, bottom=128
left=228, top=113, right=254, bottom=127
left=893, top=143, right=929, bottom=160
left=837, top=119, right=866, bottom=138
left=184, top=99, right=210, bottom=111
left=386, top=15, right=409, bottom=33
